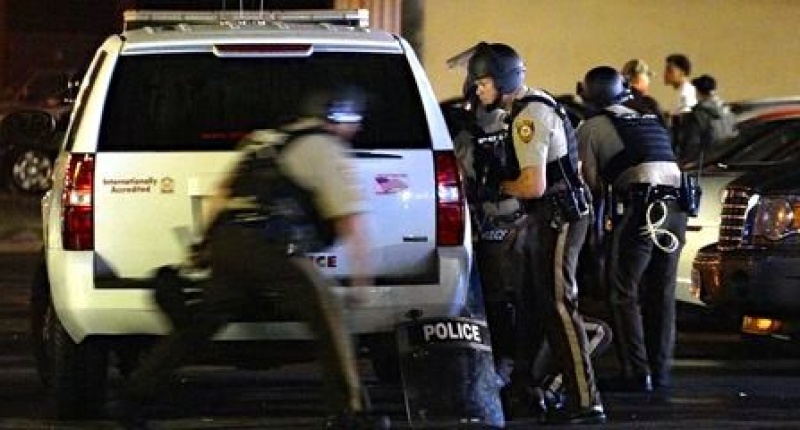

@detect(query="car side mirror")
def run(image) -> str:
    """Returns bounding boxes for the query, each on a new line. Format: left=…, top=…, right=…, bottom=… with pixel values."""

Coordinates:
left=0, top=110, right=56, bottom=148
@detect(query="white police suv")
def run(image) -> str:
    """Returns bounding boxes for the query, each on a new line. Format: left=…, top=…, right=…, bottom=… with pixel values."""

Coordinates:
left=32, top=9, right=472, bottom=418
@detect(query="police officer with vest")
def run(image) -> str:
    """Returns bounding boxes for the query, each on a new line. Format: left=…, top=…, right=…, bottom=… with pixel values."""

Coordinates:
left=577, top=66, right=688, bottom=393
left=465, top=42, right=605, bottom=425
left=113, top=86, right=390, bottom=430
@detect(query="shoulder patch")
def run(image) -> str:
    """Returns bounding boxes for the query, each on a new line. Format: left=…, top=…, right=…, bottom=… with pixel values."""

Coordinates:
left=514, top=118, right=535, bottom=144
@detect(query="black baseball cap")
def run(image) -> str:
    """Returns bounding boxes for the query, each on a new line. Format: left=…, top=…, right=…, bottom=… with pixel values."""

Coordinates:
left=691, top=74, right=716, bottom=94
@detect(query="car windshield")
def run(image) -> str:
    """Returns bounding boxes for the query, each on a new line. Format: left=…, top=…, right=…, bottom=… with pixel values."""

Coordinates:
left=99, top=52, right=431, bottom=151
left=694, top=119, right=800, bottom=172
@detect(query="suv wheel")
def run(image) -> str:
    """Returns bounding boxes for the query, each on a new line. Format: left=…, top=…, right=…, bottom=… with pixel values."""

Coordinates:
left=33, top=295, right=109, bottom=418
left=6, top=148, right=53, bottom=193
left=30, top=256, right=51, bottom=386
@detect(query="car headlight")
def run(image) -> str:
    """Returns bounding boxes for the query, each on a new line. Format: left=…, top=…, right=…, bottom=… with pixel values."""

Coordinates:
left=751, top=196, right=800, bottom=241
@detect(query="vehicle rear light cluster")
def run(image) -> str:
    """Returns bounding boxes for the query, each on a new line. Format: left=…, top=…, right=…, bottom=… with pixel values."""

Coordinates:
left=741, top=316, right=783, bottom=336
left=718, top=186, right=752, bottom=251
left=434, top=151, right=465, bottom=246
left=213, top=43, right=313, bottom=58
left=62, top=154, right=95, bottom=250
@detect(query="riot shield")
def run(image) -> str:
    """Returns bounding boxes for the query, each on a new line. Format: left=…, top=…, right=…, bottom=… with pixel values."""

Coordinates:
left=397, top=316, right=505, bottom=429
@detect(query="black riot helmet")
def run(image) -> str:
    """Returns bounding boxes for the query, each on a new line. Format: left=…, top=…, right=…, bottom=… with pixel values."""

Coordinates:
left=467, top=42, right=526, bottom=95
left=580, top=66, right=633, bottom=110
left=299, top=85, right=367, bottom=124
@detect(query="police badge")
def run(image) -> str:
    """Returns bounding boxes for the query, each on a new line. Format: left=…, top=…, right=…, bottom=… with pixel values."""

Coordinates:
left=515, top=118, right=535, bottom=144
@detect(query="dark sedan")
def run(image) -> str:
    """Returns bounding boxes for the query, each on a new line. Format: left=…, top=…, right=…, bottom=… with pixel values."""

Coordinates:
left=0, top=109, right=63, bottom=193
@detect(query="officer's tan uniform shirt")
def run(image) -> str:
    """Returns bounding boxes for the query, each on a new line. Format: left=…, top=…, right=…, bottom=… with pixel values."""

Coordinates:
left=282, top=126, right=365, bottom=220
left=578, top=105, right=681, bottom=194
left=510, top=87, right=569, bottom=171
left=242, top=119, right=365, bottom=220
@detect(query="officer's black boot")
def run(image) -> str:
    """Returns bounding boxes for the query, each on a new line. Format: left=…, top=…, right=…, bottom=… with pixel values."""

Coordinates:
left=504, top=382, right=548, bottom=423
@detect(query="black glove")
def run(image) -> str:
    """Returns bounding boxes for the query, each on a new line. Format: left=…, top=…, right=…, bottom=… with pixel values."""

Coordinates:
left=188, top=238, right=211, bottom=269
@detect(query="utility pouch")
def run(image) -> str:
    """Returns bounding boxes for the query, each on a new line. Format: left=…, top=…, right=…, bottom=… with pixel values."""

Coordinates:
left=678, top=172, right=702, bottom=217
left=552, top=184, right=591, bottom=223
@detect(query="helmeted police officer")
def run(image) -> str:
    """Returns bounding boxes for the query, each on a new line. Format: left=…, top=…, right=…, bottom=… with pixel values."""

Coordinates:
left=465, top=42, right=605, bottom=425
left=114, top=86, right=390, bottom=430
left=577, top=66, right=688, bottom=393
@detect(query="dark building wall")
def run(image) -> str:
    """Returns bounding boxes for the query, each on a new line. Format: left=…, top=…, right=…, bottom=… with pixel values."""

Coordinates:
left=0, top=0, right=334, bottom=94
left=3, top=1, right=122, bottom=92
left=0, top=0, right=6, bottom=92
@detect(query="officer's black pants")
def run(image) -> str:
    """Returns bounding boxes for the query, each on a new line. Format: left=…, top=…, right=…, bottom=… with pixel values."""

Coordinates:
left=476, top=238, right=524, bottom=363
left=124, top=222, right=363, bottom=414
left=607, top=199, right=687, bottom=386
left=513, top=202, right=601, bottom=410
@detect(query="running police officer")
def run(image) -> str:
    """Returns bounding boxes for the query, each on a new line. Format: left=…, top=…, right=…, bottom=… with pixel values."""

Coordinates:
left=577, top=66, right=688, bottom=393
left=465, top=42, right=605, bottom=425
left=114, top=86, right=390, bottom=430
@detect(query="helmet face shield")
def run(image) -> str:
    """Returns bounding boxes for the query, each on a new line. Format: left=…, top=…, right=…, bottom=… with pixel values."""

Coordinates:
left=445, top=42, right=486, bottom=71
left=448, top=42, right=526, bottom=95
left=466, top=43, right=494, bottom=82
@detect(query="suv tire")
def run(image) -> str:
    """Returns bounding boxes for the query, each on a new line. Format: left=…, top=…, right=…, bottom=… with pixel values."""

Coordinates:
left=35, top=297, right=109, bottom=419
left=30, top=256, right=51, bottom=386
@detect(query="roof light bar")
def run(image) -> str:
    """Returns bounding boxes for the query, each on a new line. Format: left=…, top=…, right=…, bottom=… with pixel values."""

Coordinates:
left=123, top=9, right=370, bottom=31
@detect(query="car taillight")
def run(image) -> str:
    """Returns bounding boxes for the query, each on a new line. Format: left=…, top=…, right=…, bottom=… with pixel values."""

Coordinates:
left=62, top=154, right=94, bottom=250
left=434, top=151, right=465, bottom=246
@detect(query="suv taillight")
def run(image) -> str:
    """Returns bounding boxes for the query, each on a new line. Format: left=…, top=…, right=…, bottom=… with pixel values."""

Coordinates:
left=62, top=154, right=95, bottom=250
left=435, top=151, right=465, bottom=246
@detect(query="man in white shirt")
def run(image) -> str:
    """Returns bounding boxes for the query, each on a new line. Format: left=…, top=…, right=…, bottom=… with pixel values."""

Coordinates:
left=663, top=54, right=697, bottom=115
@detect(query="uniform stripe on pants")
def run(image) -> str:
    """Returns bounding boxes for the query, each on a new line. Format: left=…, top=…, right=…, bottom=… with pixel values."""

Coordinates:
left=553, top=221, right=591, bottom=407
left=546, top=319, right=611, bottom=394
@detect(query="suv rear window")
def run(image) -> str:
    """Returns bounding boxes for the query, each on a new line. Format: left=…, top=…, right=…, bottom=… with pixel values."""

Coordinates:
left=99, top=52, right=431, bottom=151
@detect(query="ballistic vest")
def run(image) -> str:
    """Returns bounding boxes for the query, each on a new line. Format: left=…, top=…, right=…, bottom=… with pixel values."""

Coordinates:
left=228, top=128, right=337, bottom=252
left=600, top=110, right=676, bottom=184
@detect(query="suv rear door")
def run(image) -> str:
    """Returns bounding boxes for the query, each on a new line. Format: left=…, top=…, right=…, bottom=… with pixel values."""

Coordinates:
left=91, top=44, right=439, bottom=285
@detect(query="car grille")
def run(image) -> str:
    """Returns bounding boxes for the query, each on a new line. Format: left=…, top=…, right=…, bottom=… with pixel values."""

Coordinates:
left=718, top=187, right=752, bottom=251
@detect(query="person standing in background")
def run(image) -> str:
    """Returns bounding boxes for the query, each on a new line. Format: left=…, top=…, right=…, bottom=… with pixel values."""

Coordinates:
left=663, top=54, right=697, bottom=116
left=621, top=59, right=663, bottom=120
left=674, top=74, right=736, bottom=165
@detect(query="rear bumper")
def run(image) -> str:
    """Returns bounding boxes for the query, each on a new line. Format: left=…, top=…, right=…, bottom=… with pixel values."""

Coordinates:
left=47, top=247, right=472, bottom=343
left=693, top=244, right=800, bottom=318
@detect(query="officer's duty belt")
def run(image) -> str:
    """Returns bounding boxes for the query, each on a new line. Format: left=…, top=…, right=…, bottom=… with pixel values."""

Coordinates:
left=624, top=183, right=680, bottom=205
left=489, top=211, right=526, bottom=225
